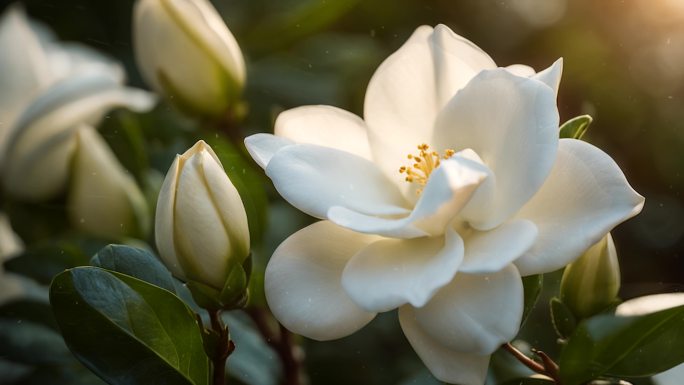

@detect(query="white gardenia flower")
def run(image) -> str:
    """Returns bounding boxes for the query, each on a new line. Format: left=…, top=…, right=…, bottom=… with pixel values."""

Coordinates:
left=616, top=293, right=684, bottom=385
left=0, top=6, right=156, bottom=201
left=245, top=24, right=644, bottom=385
left=68, top=126, right=150, bottom=239
left=155, top=140, right=250, bottom=291
left=133, top=0, right=246, bottom=117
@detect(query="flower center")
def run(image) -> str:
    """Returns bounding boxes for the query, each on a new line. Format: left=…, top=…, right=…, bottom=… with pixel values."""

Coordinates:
left=399, top=144, right=455, bottom=195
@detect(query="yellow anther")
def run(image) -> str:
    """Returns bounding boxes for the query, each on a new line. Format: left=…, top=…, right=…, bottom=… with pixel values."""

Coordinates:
left=399, top=144, right=456, bottom=195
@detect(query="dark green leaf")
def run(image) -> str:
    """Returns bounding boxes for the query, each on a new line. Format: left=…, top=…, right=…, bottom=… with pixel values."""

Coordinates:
left=559, top=115, right=592, bottom=140
left=522, top=274, right=543, bottom=326
left=559, top=304, right=684, bottom=385
left=0, top=319, right=70, bottom=365
left=50, top=267, right=210, bottom=385
left=90, top=244, right=176, bottom=293
left=550, top=297, right=577, bottom=339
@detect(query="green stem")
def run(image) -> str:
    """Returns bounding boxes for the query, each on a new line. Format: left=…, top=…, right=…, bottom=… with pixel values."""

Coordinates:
left=209, top=310, right=233, bottom=385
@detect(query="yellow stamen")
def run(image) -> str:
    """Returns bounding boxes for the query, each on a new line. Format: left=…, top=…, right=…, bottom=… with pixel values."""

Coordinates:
left=399, top=144, right=455, bottom=195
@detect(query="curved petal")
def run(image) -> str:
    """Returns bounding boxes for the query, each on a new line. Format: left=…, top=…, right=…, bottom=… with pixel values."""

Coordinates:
left=514, top=139, right=644, bottom=275
left=328, top=154, right=489, bottom=238
left=244, top=133, right=294, bottom=169
left=364, top=24, right=496, bottom=189
left=616, top=293, right=684, bottom=316
left=155, top=154, right=186, bottom=280
left=274, top=105, right=372, bottom=160
left=433, top=68, right=559, bottom=230
left=3, top=74, right=156, bottom=200
left=412, top=265, right=523, bottom=355
left=265, top=144, right=410, bottom=219
left=505, top=64, right=536, bottom=77
left=533, top=58, right=563, bottom=97
left=341, top=227, right=464, bottom=312
left=399, top=305, right=491, bottom=385
left=265, top=221, right=378, bottom=341
left=174, top=151, right=231, bottom=289
left=653, top=364, right=684, bottom=385
left=459, top=219, right=538, bottom=274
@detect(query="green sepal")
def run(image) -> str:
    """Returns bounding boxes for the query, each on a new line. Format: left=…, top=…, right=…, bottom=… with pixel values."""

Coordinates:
left=186, top=279, right=223, bottom=311
left=550, top=297, right=577, bottom=340
left=559, top=115, right=592, bottom=139
left=219, top=255, right=252, bottom=310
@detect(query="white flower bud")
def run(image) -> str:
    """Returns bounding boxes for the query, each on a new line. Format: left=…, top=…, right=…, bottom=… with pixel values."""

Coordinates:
left=155, top=140, right=250, bottom=292
left=133, top=0, right=246, bottom=117
left=560, top=233, right=621, bottom=319
left=67, top=126, right=150, bottom=239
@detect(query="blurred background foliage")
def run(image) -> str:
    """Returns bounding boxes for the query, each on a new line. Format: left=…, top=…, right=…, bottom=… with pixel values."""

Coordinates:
left=0, top=0, right=682, bottom=384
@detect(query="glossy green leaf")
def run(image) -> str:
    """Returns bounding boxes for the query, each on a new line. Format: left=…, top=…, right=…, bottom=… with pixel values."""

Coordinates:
left=559, top=304, right=684, bottom=385
left=550, top=297, right=577, bottom=339
left=521, top=274, right=543, bottom=326
left=559, top=115, right=592, bottom=140
left=50, top=267, right=210, bottom=385
left=90, top=244, right=176, bottom=293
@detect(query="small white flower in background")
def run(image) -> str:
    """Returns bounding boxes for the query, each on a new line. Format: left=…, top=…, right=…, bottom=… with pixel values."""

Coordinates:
left=0, top=5, right=156, bottom=201
left=246, top=24, right=644, bottom=385
left=155, top=140, right=250, bottom=291
left=616, top=293, right=684, bottom=385
left=133, top=0, right=246, bottom=117
left=0, top=213, right=23, bottom=264
left=560, top=233, right=621, bottom=319
left=68, top=126, right=150, bottom=240
left=0, top=212, right=39, bottom=306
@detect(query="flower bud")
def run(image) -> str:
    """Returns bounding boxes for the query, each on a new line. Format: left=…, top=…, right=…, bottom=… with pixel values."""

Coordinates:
left=67, top=126, right=150, bottom=240
left=155, top=140, right=250, bottom=309
left=133, top=0, right=246, bottom=118
left=560, top=233, right=621, bottom=319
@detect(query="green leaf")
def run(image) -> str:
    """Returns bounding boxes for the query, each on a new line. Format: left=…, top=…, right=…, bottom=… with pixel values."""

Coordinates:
left=559, top=115, right=592, bottom=139
left=50, top=267, right=210, bottom=385
left=90, top=244, right=176, bottom=293
left=559, top=304, right=684, bottom=385
left=498, top=378, right=555, bottom=385
left=0, top=319, right=71, bottom=365
left=550, top=297, right=577, bottom=339
left=521, top=274, right=543, bottom=326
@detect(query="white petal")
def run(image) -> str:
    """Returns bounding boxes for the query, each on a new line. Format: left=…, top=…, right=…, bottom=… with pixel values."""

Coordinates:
left=433, top=68, right=559, bottom=230
left=412, top=265, right=523, bottom=355
left=244, top=133, right=294, bottom=169
left=505, top=64, right=536, bottom=77
left=341, top=228, right=464, bottom=312
left=0, top=5, right=51, bottom=136
left=328, top=155, right=488, bottom=238
left=265, top=144, right=410, bottom=219
left=201, top=149, right=250, bottom=261
left=399, top=305, right=491, bottom=385
left=3, top=74, right=156, bottom=200
left=514, top=139, right=644, bottom=275
left=265, top=221, right=377, bottom=341
left=274, top=105, right=372, bottom=159
left=653, top=364, right=684, bottom=385
left=0, top=213, right=23, bottom=262
left=174, top=151, right=230, bottom=289
left=364, top=25, right=496, bottom=189
left=155, top=155, right=186, bottom=280
left=459, top=219, right=538, bottom=274
left=616, top=293, right=684, bottom=316
left=533, top=58, right=563, bottom=97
